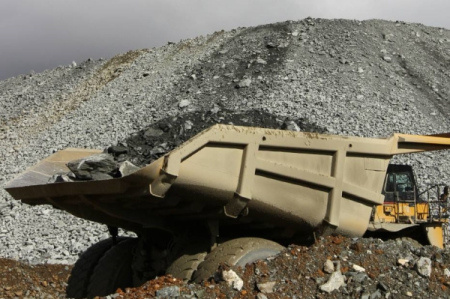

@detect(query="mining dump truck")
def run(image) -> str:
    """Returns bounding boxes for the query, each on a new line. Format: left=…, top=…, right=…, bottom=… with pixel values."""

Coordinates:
left=4, top=125, right=450, bottom=298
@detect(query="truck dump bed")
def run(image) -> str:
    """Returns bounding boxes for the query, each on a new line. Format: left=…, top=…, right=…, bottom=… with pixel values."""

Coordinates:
left=5, top=125, right=450, bottom=238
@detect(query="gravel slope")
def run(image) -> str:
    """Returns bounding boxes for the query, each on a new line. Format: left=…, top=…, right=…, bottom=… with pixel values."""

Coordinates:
left=0, top=18, right=449, bottom=265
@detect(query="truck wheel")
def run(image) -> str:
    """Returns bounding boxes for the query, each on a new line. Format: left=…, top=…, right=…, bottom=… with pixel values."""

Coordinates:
left=192, top=237, right=284, bottom=283
left=66, top=237, right=127, bottom=299
left=87, top=238, right=138, bottom=298
left=166, top=239, right=210, bottom=281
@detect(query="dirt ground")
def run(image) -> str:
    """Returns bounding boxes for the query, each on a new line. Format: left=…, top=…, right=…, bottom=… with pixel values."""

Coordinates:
left=0, top=258, right=71, bottom=298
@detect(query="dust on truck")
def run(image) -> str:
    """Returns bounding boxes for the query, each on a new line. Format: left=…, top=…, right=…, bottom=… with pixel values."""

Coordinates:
left=5, top=125, right=450, bottom=298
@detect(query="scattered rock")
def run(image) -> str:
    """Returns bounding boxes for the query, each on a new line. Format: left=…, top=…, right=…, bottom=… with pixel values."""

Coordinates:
left=256, top=281, right=276, bottom=293
left=48, top=173, right=72, bottom=183
left=323, top=259, right=334, bottom=274
left=118, top=161, right=140, bottom=177
left=319, top=270, right=345, bottom=293
left=370, top=289, right=382, bottom=298
left=143, top=128, right=164, bottom=138
left=66, top=153, right=118, bottom=180
left=416, top=257, right=432, bottom=277
left=156, top=286, right=180, bottom=297
left=352, top=264, right=365, bottom=272
left=184, top=120, right=193, bottom=130
left=398, top=258, right=409, bottom=266
left=236, top=78, right=252, bottom=88
left=221, top=269, right=243, bottom=291
left=281, top=120, right=301, bottom=131
left=256, top=293, right=268, bottom=299
left=178, top=99, right=191, bottom=108
left=256, top=57, right=267, bottom=65
left=107, top=145, right=128, bottom=156
left=352, top=272, right=368, bottom=283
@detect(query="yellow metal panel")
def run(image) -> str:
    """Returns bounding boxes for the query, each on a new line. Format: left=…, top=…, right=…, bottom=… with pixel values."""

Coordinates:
left=426, top=225, right=444, bottom=249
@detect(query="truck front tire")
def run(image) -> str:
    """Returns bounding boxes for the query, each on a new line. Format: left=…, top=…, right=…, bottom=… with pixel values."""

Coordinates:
left=87, top=238, right=138, bottom=298
left=66, top=237, right=127, bottom=299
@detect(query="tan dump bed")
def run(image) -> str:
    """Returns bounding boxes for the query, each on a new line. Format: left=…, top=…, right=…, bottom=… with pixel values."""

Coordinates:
left=5, top=125, right=450, bottom=237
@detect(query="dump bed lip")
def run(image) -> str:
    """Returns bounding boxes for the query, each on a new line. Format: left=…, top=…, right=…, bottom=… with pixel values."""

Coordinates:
left=5, top=175, right=128, bottom=200
left=4, top=154, right=165, bottom=201
left=5, top=148, right=102, bottom=189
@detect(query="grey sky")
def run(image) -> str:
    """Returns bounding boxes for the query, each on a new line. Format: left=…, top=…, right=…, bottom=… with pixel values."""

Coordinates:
left=1, top=0, right=449, bottom=80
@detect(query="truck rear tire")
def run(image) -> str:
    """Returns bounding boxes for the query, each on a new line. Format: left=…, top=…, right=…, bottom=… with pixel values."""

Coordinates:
left=166, top=239, right=210, bottom=281
left=192, top=237, right=284, bottom=283
left=66, top=237, right=127, bottom=299
left=87, top=238, right=138, bottom=298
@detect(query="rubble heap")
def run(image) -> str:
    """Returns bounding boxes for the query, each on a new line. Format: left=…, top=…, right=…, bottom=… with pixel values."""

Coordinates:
left=56, top=109, right=325, bottom=182
left=2, top=236, right=450, bottom=298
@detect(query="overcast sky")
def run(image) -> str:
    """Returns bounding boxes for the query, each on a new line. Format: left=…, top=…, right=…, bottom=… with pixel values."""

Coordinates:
left=1, top=0, right=449, bottom=81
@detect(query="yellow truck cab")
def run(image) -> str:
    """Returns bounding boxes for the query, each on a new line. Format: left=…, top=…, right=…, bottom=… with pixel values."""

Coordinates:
left=368, top=164, right=448, bottom=248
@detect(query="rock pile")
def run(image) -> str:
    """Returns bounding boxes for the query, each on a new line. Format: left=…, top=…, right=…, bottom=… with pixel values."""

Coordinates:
left=112, top=109, right=323, bottom=167
left=49, top=153, right=140, bottom=182
left=0, top=18, right=449, bottom=266
left=97, top=236, right=450, bottom=298
left=51, top=109, right=321, bottom=182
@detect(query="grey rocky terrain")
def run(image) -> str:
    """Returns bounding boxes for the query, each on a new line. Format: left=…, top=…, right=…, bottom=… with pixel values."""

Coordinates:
left=0, top=17, right=449, bottom=270
left=117, top=236, right=450, bottom=298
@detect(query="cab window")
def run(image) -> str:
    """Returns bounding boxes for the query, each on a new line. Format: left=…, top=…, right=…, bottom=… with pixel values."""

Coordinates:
left=385, top=172, right=413, bottom=192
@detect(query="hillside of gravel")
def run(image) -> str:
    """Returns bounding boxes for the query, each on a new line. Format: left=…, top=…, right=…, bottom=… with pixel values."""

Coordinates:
left=0, top=17, right=449, bottom=269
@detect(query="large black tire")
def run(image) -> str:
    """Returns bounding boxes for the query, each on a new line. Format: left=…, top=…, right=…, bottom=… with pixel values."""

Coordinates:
left=87, top=238, right=138, bottom=298
left=66, top=237, right=127, bottom=299
left=165, top=239, right=210, bottom=281
left=192, top=237, right=284, bottom=283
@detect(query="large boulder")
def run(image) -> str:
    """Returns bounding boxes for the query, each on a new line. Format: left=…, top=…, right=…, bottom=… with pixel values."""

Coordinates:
left=66, top=153, right=119, bottom=180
